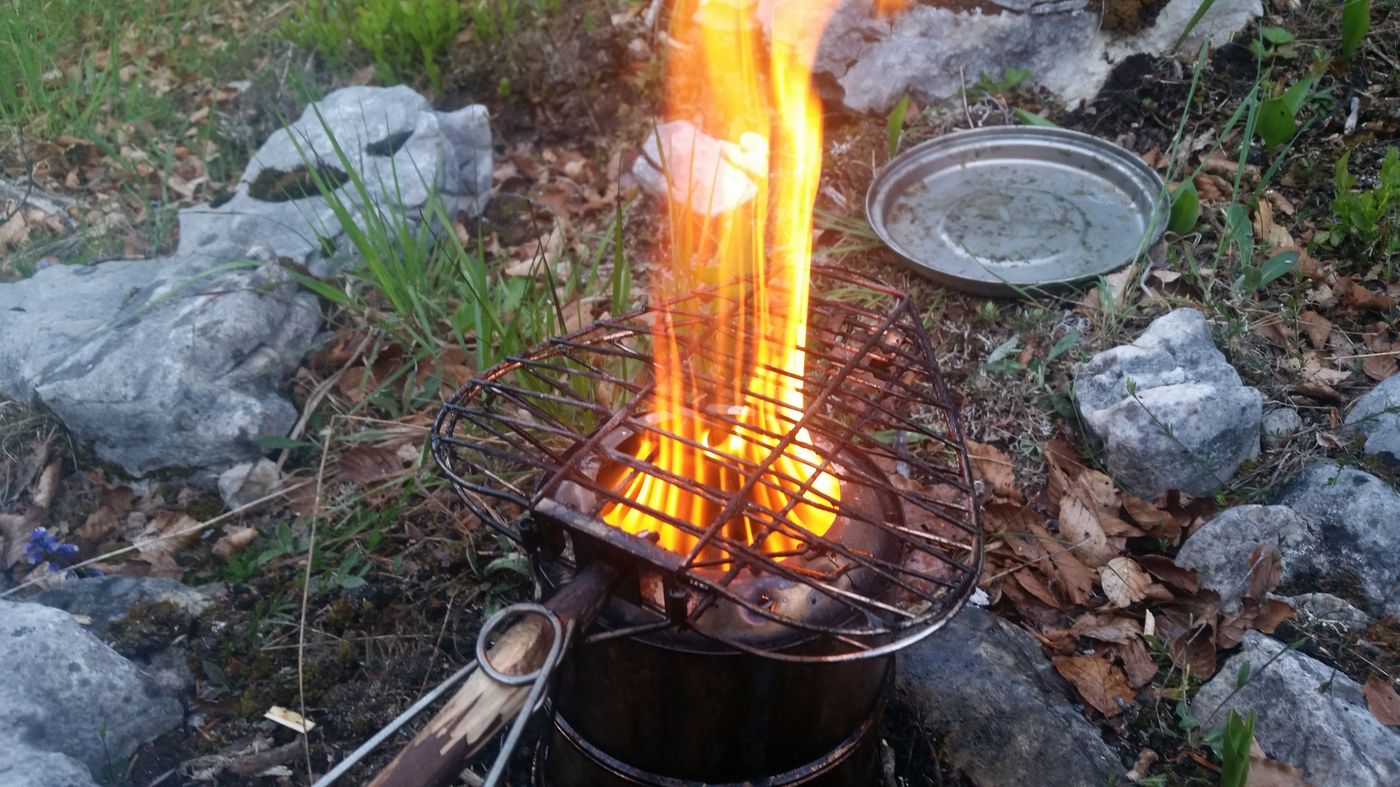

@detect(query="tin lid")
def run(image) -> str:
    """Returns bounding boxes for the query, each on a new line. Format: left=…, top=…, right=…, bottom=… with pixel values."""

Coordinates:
left=865, top=126, right=1166, bottom=297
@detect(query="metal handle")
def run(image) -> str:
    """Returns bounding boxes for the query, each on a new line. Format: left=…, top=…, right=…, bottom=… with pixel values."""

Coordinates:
left=320, top=562, right=615, bottom=787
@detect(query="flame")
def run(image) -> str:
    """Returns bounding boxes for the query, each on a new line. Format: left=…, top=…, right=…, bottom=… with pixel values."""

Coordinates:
left=600, top=0, right=844, bottom=565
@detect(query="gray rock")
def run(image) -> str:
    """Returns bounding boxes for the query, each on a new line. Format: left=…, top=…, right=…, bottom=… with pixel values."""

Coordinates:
left=1261, top=407, right=1302, bottom=448
left=1288, top=593, right=1370, bottom=634
left=0, top=253, right=319, bottom=477
left=0, top=600, right=181, bottom=777
left=1345, top=374, right=1400, bottom=463
left=1174, top=505, right=1318, bottom=613
left=898, top=607, right=1124, bottom=786
left=1193, top=631, right=1400, bottom=787
left=777, top=0, right=1261, bottom=114
left=630, top=120, right=761, bottom=216
left=1074, top=308, right=1262, bottom=499
left=31, top=575, right=211, bottom=640
left=32, top=576, right=213, bottom=696
left=177, top=85, right=492, bottom=277
left=1274, top=462, right=1400, bottom=618
left=0, top=747, right=100, bottom=787
left=218, top=457, right=282, bottom=510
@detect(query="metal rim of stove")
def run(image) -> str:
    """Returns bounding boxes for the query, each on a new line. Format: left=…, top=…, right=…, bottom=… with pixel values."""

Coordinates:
left=431, top=267, right=983, bottom=663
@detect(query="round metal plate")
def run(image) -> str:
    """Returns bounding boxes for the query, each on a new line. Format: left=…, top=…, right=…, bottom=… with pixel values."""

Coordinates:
left=866, top=126, right=1166, bottom=297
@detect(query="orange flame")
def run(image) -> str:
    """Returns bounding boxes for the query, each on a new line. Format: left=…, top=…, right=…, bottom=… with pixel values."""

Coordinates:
left=600, top=0, right=843, bottom=565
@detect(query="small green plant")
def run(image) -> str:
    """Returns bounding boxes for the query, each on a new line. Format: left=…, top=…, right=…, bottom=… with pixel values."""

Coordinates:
left=286, top=0, right=465, bottom=89
left=1168, top=181, right=1201, bottom=235
left=1249, top=27, right=1297, bottom=60
left=886, top=94, right=910, bottom=159
left=962, top=67, right=1030, bottom=102
left=1326, top=147, right=1400, bottom=265
left=1341, top=0, right=1372, bottom=62
left=1255, top=75, right=1315, bottom=148
left=1207, top=709, right=1257, bottom=787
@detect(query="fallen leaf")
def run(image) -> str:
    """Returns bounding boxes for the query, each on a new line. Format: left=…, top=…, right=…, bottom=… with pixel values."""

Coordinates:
left=1052, top=654, right=1135, bottom=716
left=1116, top=637, right=1159, bottom=688
left=1362, top=353, right=1398, bottom=382
left=966, top=440, right=1022, bottom=502
left=1101, top=557, right=1152, bottom=608
left=338, top=445, right=407, bottom=484
left=1246, top=754, right=1313, bottom=787
left=1298, top=311, right=1332, bottom=350
left=1071, top=611, right=1142, bottom=644
left=1245, top=544, right=1282, bottom=602
left=1058, top=495, right=1116, bottom=565
left=212, top=526, right=259, bottom=560
left=1169, top=626, right=1218, bottom=678
left=1363, top=674, right=1400, bottom=726
left=1136, top=554, right=1199, bottom=593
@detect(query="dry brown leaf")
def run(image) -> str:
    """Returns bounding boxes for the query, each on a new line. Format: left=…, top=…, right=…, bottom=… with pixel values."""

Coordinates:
left=1116, top=638, right=1159, bottom=688
left=1362, top=353, right=1398, bottom=382
left=1101, top=557, right=1152, bottom=608
left=1051, top=654, right=1135, bottom=716
left=1251, top=314, right=1295, bottom=348
left=1298, top=311, right=1332, bottom=350
left=212, top=526, right=259, bottom=560
left=1071, top=612, right=1141, bottom=644
left=1337, top=276, right=1396, bottom=310
left=1169, top=626, right=1218, bottom=678
left=1246, top=544, right=1283, bottom=602
left=131, top=512, right=201, bottom=577
left=1013, top=568, right=1064, bottom=609
left=31, top=461, right=61, bottom=511
left=1058, top=495, right=1116, bottom=566
left=994, top=503, right=1094, bottom=607
left=1246, top=752, right=1313, bottom=787
left=1363, top=674, right=1400, bottom=726
left=1136, top=553, right=1199, bottom=593
left=966, top=440, right=1022, bottom=502
left=338, top=445, right=407, bottom=484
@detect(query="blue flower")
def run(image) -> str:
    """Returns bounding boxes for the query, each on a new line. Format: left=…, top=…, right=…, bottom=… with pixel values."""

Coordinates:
left=24, top=527, right=80, bottom=572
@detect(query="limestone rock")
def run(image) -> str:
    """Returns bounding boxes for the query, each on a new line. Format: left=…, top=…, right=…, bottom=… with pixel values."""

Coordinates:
left=1288, top=593, right=1370, bottom=634
left=31, top=575, right=211, bottom=640
left=177, top=85, right=492, bottom=277
left=780, top=0, right=1261, bottom=114
left=0, top=600, right=181, bottom=778
left=630, top=120, right=764, bottom=216
left=898, top=607, right=1124, bottom=786
left=217, top=457, right=282, bottom=510
left=0, top=748, right=99, bottom=787
left=1193, top=631, right=1400, bottom=787
left=1345, top=374, right=1400, bottom=463
left=1173, top=505, right=1317, bottom=613
left=0, top=254, right=320, bottom=477
left=1261, top=407, right=1302, bottom=449
left=1274, top=462, right=1400, bottom=618
left=1074, top=308, right=1262, bottom=499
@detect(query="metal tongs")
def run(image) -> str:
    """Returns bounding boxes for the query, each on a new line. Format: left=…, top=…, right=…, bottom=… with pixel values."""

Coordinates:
left=312, top=562, right=616, bottom=787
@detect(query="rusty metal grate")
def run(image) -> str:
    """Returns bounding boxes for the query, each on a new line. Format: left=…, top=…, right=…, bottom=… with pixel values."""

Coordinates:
left=431, top=267, right=982, bottom=661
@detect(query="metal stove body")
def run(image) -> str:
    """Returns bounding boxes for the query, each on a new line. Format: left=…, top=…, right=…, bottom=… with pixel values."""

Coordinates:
left=432, top=269, right=982, bottom=786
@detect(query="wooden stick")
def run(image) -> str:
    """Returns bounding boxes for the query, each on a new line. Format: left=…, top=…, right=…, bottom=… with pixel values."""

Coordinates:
left=368, top=563, right=616, bottom=787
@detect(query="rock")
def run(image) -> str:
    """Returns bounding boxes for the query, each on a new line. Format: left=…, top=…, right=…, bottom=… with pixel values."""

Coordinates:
left=1192, top=631, right=1400, bottom=787
left=1345, top=374, right=1400, bottom=463
left=1274, top=462, right=1400, bottom=618
left=1288, top=593, right=1370, bottom=634
left=1074, top=308, right=1262, bottom=499
left=1174, top=505, right=1317, bottom=612
left=218, top=457, right=282, bottom=510
left=773, top=0, right=1261, bottom=114
left=0, top=748, right=100, bottom=787
left=31, top=575, right=211, bottom=640
left=898, top=607, right=1124, bottom=786
left=32, top=576, right=213, bottom=696
left=630, top=120, right=764, bottom=216
left=0, top=600, right=181, bottom=778
left=0, top=253, right=319, bottom=477
left=177, top=85, right=492, bottom=277
left=1261, top=407, right=1302, bottom=448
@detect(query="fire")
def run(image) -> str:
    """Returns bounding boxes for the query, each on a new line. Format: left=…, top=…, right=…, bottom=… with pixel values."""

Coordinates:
left=600, top=0, right=845, bottom=565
